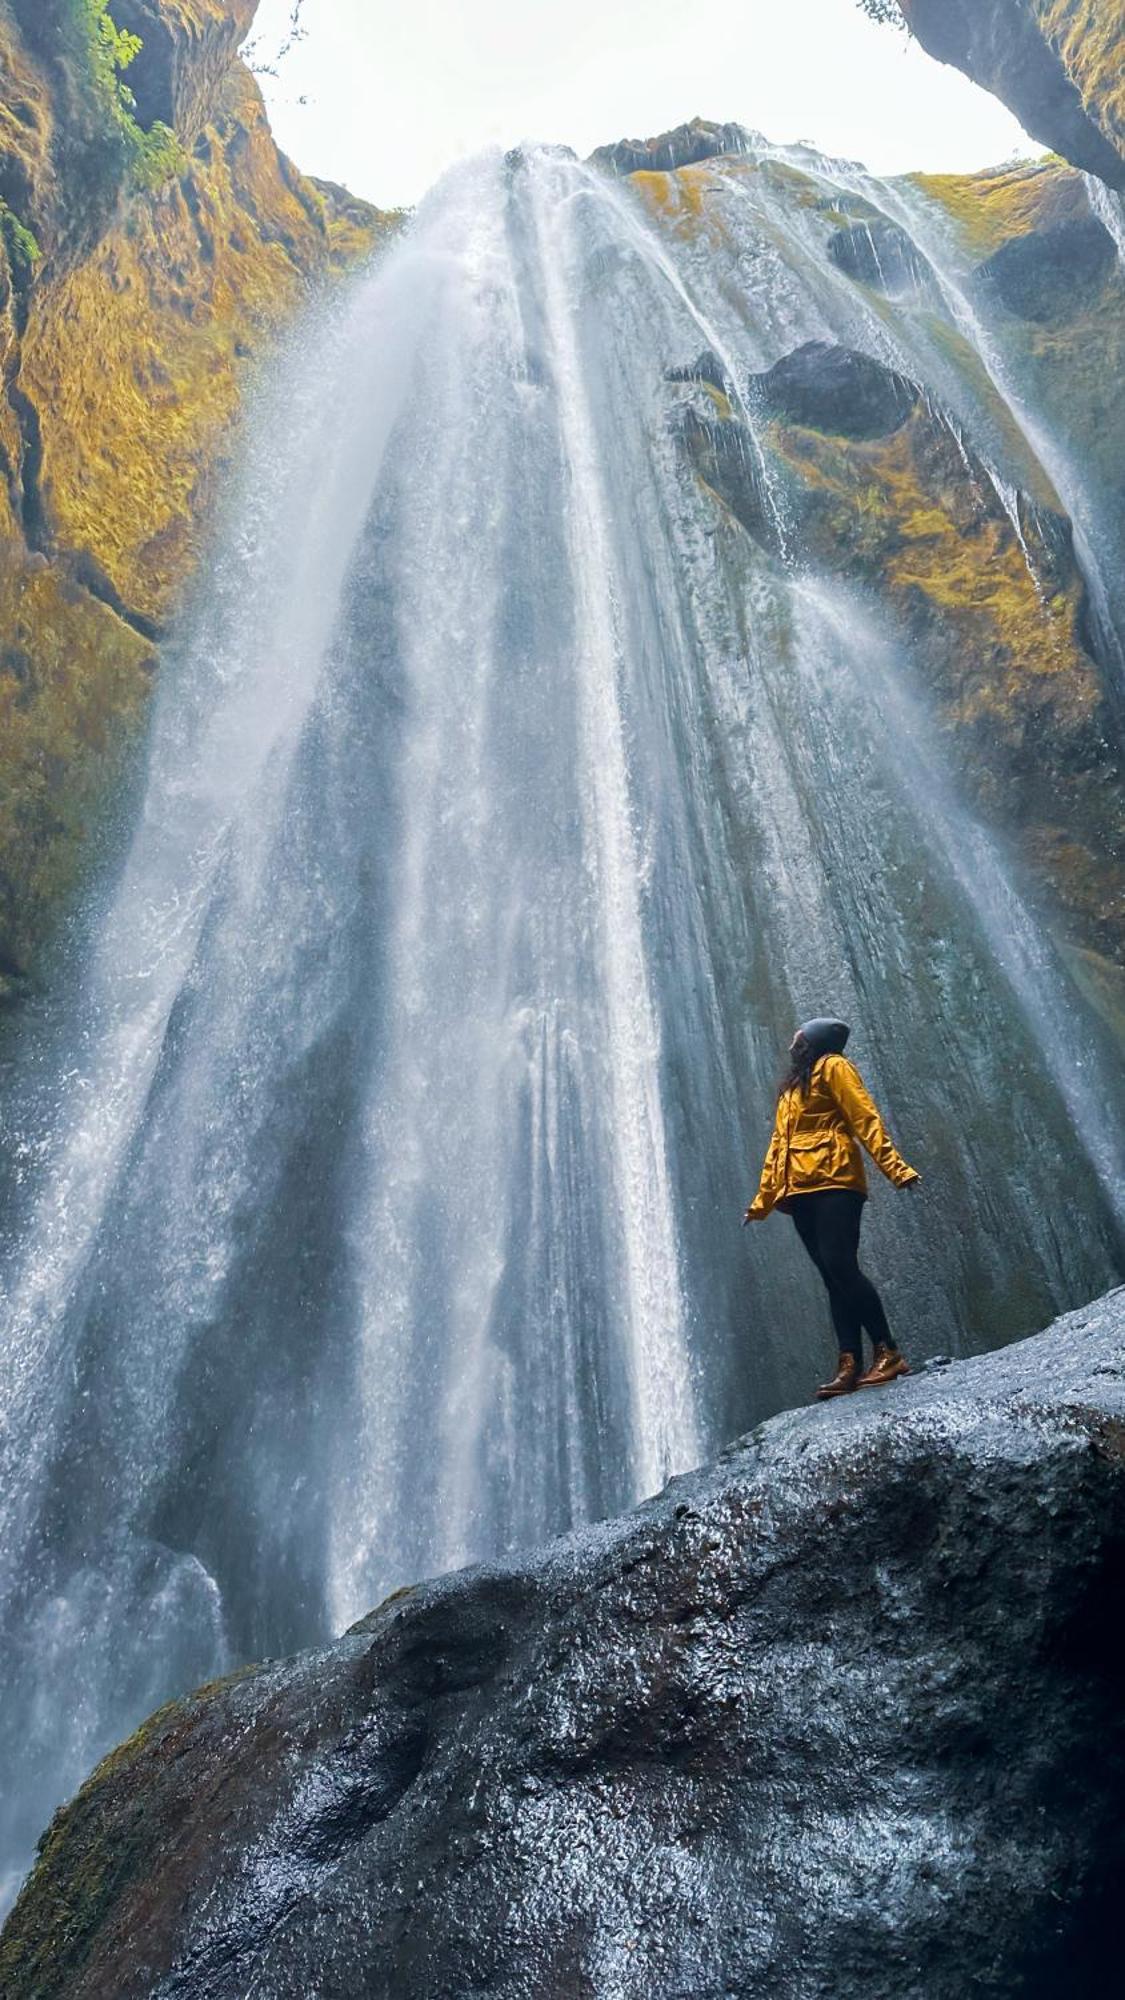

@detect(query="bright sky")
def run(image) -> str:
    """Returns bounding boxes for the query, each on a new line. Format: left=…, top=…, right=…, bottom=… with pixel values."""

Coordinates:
left=247, top=0, right=1037, bottom=211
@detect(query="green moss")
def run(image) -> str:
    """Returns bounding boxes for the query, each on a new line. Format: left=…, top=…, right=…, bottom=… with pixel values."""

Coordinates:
left=0, top=1696, right=178, bottom=1996
left=0, top=1661, right=264, bottom=1997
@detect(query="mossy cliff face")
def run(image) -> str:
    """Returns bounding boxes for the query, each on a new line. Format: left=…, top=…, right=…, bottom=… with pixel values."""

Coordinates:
left=680, top=347, right=1123, bottom=980
left=628, top=141, right=1125, bottom=1029
left=0, top=1, right=395, bottom=1002
left=901, top=0, right=1125, bottom=189
left=916, top=156, right=1125, bottom=522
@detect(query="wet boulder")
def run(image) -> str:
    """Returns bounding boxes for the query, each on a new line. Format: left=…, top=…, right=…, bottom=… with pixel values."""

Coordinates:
left=752, top=339, right=919, bottom=439
left=828, top=217, right=932, bottom=294
left=3, top=1287, right=1125, bottom=1998
left=976, top=216, right=1117, bottom=321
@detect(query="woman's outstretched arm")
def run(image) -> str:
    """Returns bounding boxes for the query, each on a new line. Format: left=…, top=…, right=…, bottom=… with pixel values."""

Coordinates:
left=745, top=1113, right=785, bottom=1220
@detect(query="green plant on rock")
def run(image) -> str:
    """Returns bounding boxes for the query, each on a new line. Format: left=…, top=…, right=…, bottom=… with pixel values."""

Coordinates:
left=65, top=0, right=187, bottom=191
left=0, top=202, right=41, bottom=287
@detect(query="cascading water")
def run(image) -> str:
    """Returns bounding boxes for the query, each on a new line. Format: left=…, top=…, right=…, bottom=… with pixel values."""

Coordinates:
left=0, top=140, right=1122, bottom=1909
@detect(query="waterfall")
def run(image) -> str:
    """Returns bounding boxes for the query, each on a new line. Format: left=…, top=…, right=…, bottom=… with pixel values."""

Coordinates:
left=0, top=142, right=1122, bottom=1909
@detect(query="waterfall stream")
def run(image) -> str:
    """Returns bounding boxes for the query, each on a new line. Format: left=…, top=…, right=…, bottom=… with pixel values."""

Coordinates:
left=0, top=142, right=1122, bottom=1907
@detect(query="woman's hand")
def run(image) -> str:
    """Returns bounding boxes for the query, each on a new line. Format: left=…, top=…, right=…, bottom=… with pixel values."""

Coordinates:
left=902, top=1170, right=922, bottom=1189
left=742, top=1204, right=759, bottom=1226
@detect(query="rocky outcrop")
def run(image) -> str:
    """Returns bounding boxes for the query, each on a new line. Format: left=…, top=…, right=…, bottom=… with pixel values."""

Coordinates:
left=827, top=216, right=931, bottom=293
left=901, top=0, right=1125, bottom=190
left=104, top=0, right=259, bottom=144
left=591, top=116, right=754, bottom=179
left=751, top=339, right=920, bottom=439
left=0, top=1, right=396, bottom=1003
left=676, top=333, right=1125, bottom=977
left=911, top=155, right=1125, bottom=532
left=2, top=1287, right=1123, bottom=1997
left=977, top=213, right=1115, bottom=319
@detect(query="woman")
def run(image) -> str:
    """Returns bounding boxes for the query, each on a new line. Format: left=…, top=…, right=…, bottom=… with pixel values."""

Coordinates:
left=743, top=1017, right=919, bottom=1399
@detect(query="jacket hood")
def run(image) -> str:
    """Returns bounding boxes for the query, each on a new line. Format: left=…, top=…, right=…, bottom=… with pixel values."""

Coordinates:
left=796, top=1017, right=850, bottom=1057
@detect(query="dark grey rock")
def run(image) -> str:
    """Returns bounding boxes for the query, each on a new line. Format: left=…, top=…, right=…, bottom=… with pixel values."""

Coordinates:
left=665, top=349, right=731, bottom=393
left=900, top=0, right=1125, bottom=191
left=3, top=1288, right=1125, bottom=1998
left=590, top=119, right=754, bottom=179
left=751, top=340, right=920, bottom=439
left=675, top=404, right=788, bottom=556
left=976, top=217, right=1117, bottom=321
left=828, top=218, right=932, bottom=295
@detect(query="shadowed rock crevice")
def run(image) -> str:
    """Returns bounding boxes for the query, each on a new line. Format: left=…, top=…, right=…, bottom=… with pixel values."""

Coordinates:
left=3, top=1289, right=1124, bottom=1999
left=827, top=217, right=932, bottom=294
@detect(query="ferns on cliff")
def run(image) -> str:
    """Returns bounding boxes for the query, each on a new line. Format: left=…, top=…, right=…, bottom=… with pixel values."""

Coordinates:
left=0, top=202, right=41, bottom=286
left=64, top=0, right=187, bottom=191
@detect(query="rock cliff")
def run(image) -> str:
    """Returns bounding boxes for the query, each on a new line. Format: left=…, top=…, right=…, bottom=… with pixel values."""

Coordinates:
left=2, top=1285, right=1122, bottom=1998
left=632, top=140, right=1125, bottom=1042
left=900, top=0, right=1125, bottom=190
left=0, top=1, right=394, bottom=1002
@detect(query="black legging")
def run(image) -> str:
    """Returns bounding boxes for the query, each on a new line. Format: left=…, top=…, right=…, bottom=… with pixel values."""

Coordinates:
left=788, top=1189, right=893, bottom=1362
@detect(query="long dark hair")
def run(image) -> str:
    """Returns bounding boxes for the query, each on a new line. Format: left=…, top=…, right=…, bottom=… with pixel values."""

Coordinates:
left=777, top=1017, right=851, bottom=1099
left=777, top=1033, right=816, bottom=1101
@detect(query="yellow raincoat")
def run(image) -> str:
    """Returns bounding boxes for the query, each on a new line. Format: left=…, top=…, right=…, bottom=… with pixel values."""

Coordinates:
left=747, top=1053, right=918, bottom=1219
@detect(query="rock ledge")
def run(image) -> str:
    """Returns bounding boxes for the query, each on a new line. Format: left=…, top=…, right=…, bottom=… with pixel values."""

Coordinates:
left=2, top=1288, right=1124, bottom=1998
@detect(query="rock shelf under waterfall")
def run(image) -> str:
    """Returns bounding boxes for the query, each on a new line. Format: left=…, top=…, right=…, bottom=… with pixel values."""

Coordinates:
left=3, top=1286, right=1123, bottom=1998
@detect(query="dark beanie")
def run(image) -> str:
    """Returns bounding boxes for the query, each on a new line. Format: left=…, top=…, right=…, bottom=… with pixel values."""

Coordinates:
left=796, top=1017, right=850, bottom=1057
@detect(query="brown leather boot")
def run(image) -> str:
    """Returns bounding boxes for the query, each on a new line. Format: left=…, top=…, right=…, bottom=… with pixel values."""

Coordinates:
left=815, top=1352, right=859, bottom=1399
left=856, top=1343, right=911, bottom=1388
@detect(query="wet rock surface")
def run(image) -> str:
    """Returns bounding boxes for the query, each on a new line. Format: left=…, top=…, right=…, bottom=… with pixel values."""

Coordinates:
left=673, top=319, right=1125, bottom=978
left=3, top=1287, right=1124, bottom=1999
left=827, top=217, right=932, bottom=294
left=751, top=340, right=920, bottom=439
left=977, top=215, right=1117, bottom=320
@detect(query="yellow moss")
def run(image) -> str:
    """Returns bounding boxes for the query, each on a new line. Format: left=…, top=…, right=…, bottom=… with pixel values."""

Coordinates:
left=0, top=552, right=153, bottom=975
left=912, top=155, right=1087, bottom=254
left=630, top=168, right=676, bottom=216
left=827, top=420, right=1090, bottom=721
left=1039, top=0, right=1125, bottom=160
left=760, top=406, right=1122, bottom=961
left=630, top=163, right=733, bottom=246
left=700, top=380, right=733, bottom=419
left=0, top=28, right=397, bottom=984
left=19, top=65, right=394, bottom=628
